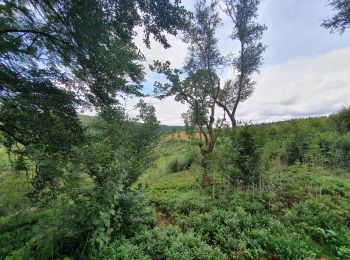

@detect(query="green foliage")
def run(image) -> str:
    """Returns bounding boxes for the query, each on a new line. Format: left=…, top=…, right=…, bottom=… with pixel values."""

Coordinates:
left=2, top=114, right=350, bottom=259
left=136, top=123, right=350, bottom=259
left=0, top=0, right=190, bottom=203
left=0, top=104, right=161, bottom=258
left=0, top=0, right=190, bottom=106
left=330, top=106, right=350, bottom=132
left=152, top=0, right=226, bottom=156
left=257, top=115, right=350, bottom=171
left=218, top=126, right=265, bottom=187
left=3, top=1, right=349, bottom=259
left=0, top=147, right=31, bottom=216
left=100, top=226, right=226, bottom=260
left=285, top=124, right=312, bottom=165
left=284, top=200, right=350, bottom=258
left=322, top=0, right=350, bottom=34
left=167, top=153, right=198, bottom=173
left=218, top=0, right=267, bottom=127
left=183, top=208, right=316, bottom=259
left=0, top=211, right=41, bottom=253
left=3, top=111, right=350, bottom=259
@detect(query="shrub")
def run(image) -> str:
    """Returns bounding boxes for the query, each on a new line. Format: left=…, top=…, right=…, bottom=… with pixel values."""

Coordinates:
left=285, top=125, right=311, bottom=165
left=182, top=207, right=316, bottom=259
left=0, top=211, right=45, bottom=258
left=105, top=226, right=226, bottom=260
left=283, top=200, right=350, bottom=258
left=168, top=154, right=198, bottom=173
left=333, top=133, right=350, bottom=169
left=218, top=126, right=265, bottom=187
left=244, top=221, right=316, bottom=259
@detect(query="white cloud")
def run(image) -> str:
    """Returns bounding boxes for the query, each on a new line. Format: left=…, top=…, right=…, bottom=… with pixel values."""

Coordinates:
left=134, top=47, right=350, bottom=125
left=134, top=27, right=188, bottom=69
left=123, top=95, right=188, bottom=126
left=236, top=47, right=350, bottom=123
left=84, top=47, right=350, bottom=126
left=84, top=2, right=350, bottom=126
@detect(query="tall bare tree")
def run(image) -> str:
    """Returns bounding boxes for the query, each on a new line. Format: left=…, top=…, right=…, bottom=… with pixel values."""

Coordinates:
left=217, top=0, right=266, bottom=127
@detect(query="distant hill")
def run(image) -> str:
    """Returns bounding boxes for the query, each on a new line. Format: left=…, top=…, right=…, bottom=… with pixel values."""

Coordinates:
left=79, top=114, right=185, bottom=133
left=159, top=125, right=185, bottom=133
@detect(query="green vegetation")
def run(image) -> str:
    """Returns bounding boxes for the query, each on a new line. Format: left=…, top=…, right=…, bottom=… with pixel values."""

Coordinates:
left=2, top=110, right=350, bottom=259
left=132, top=114, right=350, bottom=259
left=1, top=0, right=350, bottom=259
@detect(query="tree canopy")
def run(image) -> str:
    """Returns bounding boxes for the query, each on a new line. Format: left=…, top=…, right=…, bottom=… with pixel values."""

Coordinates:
left=152, top=0, right=224, bottom=156
left=0, top=0, right=190, bottom=198
left=152, top=0, right=266, bottom=157
left=322, top=0, right=350, bottom=34
left=217, top=0, right=266, bottom=127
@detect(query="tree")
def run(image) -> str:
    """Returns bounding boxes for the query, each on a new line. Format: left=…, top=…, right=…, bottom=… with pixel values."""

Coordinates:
left=0, top=0, right=190, bottom=106
left=322, top=0, right=350, bottom=34
left=0, top=0, right=190, bottom=195
left=152, top=0, right=224, bottom=157
left=32, top=106, right=160, bottom=256
left=216, top=0, right=266, bottom=128
left=182, top=110, right=196, bottom=137
left=219, top=125, right=264, bottom=187
left=330, top=106, right=350, bottom=133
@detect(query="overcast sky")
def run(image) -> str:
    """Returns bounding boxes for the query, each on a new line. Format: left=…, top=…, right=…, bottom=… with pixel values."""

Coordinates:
left=126, top=0, right=350, bottom=125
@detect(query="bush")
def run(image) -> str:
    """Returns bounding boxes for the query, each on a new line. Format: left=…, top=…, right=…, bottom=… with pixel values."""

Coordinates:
left=168, top=154, right=198, bottom=173
left=244, top=221, right=316, bottom=259
left=285, top=125, right=311, bottom=165
left=283, top=200, right=350, bottom=258
left=182, top=207, right=316, bottom=259
left=218, top=126, right=265, bottom=187
left=333, top=133, right=350, bottom=169
left=0, top=212, right=41, bottom=258
left=104, top=226, right=225, bottom=260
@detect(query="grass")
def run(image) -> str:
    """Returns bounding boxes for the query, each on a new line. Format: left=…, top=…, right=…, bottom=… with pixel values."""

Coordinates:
left=0, top=147, right=32, bottom=216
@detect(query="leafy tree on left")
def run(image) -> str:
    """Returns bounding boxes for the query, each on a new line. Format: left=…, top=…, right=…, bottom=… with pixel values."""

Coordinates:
left=0, top=1, right=190, bottom=257
left=0, top=0, right=190, bottom=197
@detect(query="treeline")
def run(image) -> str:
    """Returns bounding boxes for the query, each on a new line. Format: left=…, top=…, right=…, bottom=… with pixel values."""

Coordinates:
left=262, top=110, right=350, bottom=170
left=167, top=107, right=350, bottom=188
left=212, top=107, right=350, bottom=188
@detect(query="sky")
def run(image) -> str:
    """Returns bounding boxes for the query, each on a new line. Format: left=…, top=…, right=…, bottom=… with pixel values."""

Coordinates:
left=126, top=0, right=350, bottom=125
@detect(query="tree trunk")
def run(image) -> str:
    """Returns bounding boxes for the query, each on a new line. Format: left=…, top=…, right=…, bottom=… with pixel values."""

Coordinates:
left=201, top=158, right=212, bottom=188
left=201, top=171, right=212, bottom=188
left=228, top=113, right=237, bottom=129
